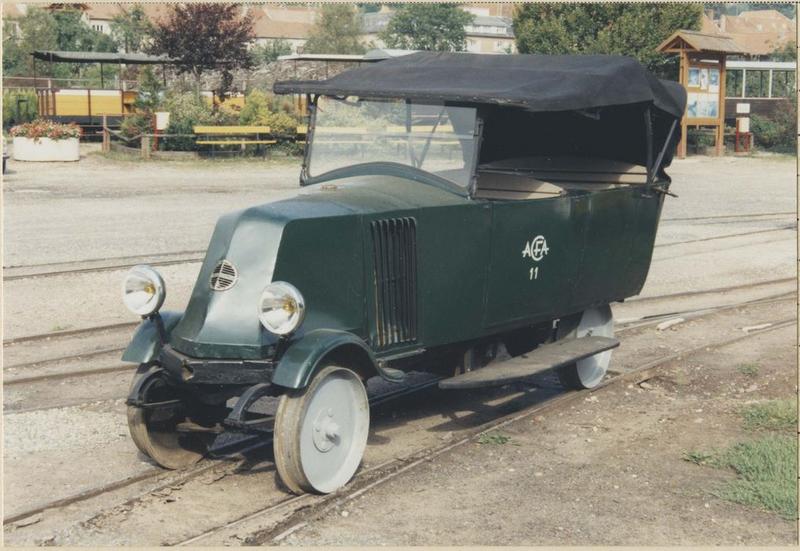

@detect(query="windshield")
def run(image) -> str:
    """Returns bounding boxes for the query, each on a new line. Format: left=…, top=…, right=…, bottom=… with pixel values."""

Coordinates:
left=306, top=96, right=479, bottom=189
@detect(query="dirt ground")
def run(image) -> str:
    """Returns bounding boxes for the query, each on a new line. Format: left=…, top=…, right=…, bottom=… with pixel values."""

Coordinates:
left=278, top=324, right=797, bottom=546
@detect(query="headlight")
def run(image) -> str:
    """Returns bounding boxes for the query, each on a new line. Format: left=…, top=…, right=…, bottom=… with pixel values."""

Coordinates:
left=122, top=265, right=166, bottom=316
left=258, top=282, right=305, bottom=335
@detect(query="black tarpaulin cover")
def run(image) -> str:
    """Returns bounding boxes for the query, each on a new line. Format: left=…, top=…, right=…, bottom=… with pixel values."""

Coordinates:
left=274, top=52, right=686, bottom=118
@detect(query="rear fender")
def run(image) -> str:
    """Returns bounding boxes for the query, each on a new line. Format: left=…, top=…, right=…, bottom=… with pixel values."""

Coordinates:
left=121, top=311, right=183, bottom=364
left=272, top=329, right=378, bottom=389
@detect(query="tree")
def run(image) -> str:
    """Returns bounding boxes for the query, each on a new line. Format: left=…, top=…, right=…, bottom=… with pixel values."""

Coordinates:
left=111, top=4, right=153, bottom=53
left=52, top=8, right=117, bottom=52
left=251, top=39, right=293, bottom=65
left=513, top=4, right=703, bottom=78
left=303, top=4, right=365, bottom=55
left=2, top=7, right=115, bottom=78
left=148, top=4, right=255, bottom=97
left=770, top=40, right=797, bottom=61
left=379, top=4, right=475, bottom=52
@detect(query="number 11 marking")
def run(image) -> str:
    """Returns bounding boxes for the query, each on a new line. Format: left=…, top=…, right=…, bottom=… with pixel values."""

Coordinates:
left=529, top=266, right=539, bottom=280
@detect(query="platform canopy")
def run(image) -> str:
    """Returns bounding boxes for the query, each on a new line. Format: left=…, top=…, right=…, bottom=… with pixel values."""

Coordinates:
left=657, top=30, right=747, bottom=55
left=274, top=51, right=687, bottom=119
left=32, top=50, right=175, bottom=65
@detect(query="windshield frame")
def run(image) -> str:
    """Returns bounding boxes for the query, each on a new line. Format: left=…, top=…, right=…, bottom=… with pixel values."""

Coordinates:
left=300, top=95, right=483, bottom=197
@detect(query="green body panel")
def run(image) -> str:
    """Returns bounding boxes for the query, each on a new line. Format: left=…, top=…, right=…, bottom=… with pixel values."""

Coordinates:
left=271, top=328, right=376, bottom=388
left=479, top=187, right=663, bottom=334
left=121, top=311, right=183, bottom=364
left=161, top=165, right=665, bottom=387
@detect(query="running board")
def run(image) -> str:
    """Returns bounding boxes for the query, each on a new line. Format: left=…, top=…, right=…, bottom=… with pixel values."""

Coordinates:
left=438, top=336, right=619, bottom=390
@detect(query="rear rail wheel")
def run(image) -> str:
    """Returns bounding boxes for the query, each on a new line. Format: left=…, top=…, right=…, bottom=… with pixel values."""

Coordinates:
left=127, top=368, right=215, bottom=469
left=556, top=305, right=614, bottom=389
left=274, top=365, right=369, bottom=494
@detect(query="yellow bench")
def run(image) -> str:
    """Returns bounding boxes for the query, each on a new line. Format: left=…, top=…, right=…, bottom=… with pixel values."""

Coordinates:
left=193, top=126, right=276, bottom=155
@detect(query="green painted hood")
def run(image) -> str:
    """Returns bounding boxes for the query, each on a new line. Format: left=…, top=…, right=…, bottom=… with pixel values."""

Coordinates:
left=170, top=173, right=468, bottom=359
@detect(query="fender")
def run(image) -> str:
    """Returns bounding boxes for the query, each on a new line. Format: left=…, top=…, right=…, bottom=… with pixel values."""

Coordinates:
left=121, top=311, right=184, bottom=364
left=272, top=329, right=391, bottom=389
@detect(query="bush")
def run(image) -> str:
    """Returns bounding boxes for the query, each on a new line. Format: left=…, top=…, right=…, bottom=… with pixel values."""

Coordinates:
left=238, top=89, right=272, bottom=126
left=10, top=119, right=81, bottom=140
left=3, top=90, right=38, bottom=130
left=160, top=92, right=214, bottom=151
left=239, top=89, right=301, bottom=136
left=751, top=108, right=796, bottom=153
left=120, top=113, right=151, bottom=140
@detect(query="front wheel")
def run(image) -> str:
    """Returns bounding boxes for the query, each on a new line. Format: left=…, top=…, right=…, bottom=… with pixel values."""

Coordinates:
left=556, top=305, right=614, bottom=389
left=273, top=365, right=370, bottom=494
left=127, top=368, right=215, bottom=469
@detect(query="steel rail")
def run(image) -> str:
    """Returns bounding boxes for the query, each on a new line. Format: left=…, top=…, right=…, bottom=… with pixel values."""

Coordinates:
left=3, top=249, right=206, bottom=271
left=655, top=224, right=796, bottom=248
left=3, top=256, right=205, bottom=282
left=661, top=210, right=795, bottom=222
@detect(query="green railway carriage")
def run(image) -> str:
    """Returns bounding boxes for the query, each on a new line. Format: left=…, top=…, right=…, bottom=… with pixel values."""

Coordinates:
left=121, top=52, right=686, bottom=495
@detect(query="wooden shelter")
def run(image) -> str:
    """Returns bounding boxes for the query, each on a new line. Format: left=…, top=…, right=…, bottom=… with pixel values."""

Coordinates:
left=658, top=30, right=746, bottom=157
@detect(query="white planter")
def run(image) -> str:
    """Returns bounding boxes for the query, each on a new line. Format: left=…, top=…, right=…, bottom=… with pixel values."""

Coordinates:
left=12, top=137, right=80, bottom=162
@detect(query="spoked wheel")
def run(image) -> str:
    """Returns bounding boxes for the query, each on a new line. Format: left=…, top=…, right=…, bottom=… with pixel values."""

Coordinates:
left=127, top=368, right=214, bottom=470
left=273, top=365, right=369, bottom=494
left=556, top=305, right=614, bottom=389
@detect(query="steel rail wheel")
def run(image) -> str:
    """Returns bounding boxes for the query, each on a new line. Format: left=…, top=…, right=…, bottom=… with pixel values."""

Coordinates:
left=274, top=365, right=370, bottom=494
left=127, top=370, right=212, bottom=470
left=556, top=305, right=614, bottom=389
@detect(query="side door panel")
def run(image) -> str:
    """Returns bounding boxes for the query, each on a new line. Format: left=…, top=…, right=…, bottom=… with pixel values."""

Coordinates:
left=483, top=196, right=584, bottom=329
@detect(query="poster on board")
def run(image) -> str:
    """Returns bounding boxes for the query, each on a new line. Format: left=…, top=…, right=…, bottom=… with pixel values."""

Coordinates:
left=688, top=68, right=700, bottom=87
left=699, top=68, right=709, bottom=90
left=708, top=68, right=720, bottom=94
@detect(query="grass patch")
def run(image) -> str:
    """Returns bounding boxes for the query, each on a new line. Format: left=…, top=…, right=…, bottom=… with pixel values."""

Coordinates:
left=477, top=433, right=511, bottom=445
left=736, top=363, right=760, bottom=376
left=713, top=435, right=797, bottom=520
left=741, top=399, right=797, bottom=432
left=684, top=398, right=798, bottom=519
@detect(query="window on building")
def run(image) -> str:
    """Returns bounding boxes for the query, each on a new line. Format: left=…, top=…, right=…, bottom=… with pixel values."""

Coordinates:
left=744, top=69, right=770, bottom=98
left=726, top=69, right=743, bottom=97
left=771, top=70, right=795, bottom=98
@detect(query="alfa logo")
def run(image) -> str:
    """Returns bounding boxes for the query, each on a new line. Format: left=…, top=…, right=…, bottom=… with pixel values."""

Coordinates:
left=522, top=235, right=549, bottom=262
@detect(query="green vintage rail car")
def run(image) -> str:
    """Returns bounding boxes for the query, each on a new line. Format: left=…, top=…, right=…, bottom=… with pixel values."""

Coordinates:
left=121, top=53, right=686, bottom=494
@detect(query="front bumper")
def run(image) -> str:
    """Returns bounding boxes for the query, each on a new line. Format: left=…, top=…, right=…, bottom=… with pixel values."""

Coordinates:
left=158, top=345, right=275, bottom=386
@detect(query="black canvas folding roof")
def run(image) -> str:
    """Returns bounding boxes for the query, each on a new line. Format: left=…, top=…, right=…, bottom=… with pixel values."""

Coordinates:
left=274, top=52, right=686, bottom=119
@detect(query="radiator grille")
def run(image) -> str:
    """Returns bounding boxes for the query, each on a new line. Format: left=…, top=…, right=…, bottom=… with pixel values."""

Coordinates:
left=371, top=217, right=418, bottom=348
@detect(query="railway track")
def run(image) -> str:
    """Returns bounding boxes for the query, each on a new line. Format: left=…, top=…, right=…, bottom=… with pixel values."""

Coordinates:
left=2, top=250, right=205, bottom=281
left=661, top=210, right=795, bottom=222
left=4, top=294, right=795, bottom=538
left=2, top=377, right=444, bottom=526
left=177, top=313, right=797, bottom=546
left=3, top=214, right=793, bottom=283
left=4, top=278, right=795, bottom=389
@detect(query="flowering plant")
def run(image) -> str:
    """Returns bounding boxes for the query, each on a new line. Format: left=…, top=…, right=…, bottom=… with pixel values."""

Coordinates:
left=10, top=119, right=82, bottom=141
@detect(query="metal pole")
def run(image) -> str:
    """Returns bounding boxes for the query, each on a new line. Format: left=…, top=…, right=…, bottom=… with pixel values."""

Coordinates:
left=100, top=63, right=105, bottom=88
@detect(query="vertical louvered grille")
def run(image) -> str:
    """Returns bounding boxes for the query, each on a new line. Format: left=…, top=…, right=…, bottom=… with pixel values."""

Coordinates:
left=371, top=217, right=418, bottom=348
